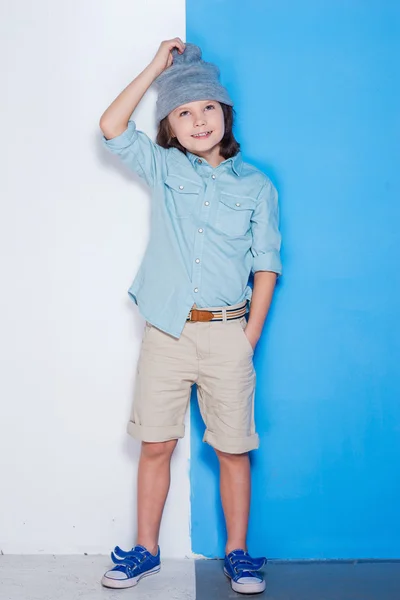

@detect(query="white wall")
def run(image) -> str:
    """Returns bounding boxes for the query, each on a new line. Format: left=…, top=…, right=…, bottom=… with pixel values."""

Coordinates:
left=0, top=0, right=190, bottom=557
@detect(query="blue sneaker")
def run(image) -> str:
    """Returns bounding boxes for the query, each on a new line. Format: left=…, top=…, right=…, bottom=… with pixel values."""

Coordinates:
left=111, top=545, right=138, bottom=561
left=224, top=549, right=267, bottom=594
left=101, top=544, right=161, bottom=589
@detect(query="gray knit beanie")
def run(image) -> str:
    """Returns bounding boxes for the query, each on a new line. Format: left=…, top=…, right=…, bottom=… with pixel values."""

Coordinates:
left=154, top=43, right=234, bottom=123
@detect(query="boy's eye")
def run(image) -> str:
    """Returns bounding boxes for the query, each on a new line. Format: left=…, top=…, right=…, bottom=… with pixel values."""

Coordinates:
left=179, top=104, right=215, bottom=117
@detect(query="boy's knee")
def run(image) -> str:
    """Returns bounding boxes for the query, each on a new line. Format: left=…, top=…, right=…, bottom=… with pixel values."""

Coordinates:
left=215, top=448, right=249, bottom=462
left=141, top=439, right=178, bottom=460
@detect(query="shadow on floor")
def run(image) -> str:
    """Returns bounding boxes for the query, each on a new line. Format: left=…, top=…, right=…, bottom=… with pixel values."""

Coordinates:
left=195, top=558, right=400, bottom=600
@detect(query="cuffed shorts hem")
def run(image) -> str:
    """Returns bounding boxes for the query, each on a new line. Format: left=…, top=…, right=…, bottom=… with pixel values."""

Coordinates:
left=127, top=421, right=185, bottom=442
left=203, top=430, right=260, bottom=454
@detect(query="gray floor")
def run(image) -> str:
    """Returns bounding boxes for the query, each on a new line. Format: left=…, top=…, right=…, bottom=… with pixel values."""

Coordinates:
left=0, top=555, right=195, bottom=600
left=196, top=559, right=400, bottom=600
left=1, top=555, right=400, bottom=600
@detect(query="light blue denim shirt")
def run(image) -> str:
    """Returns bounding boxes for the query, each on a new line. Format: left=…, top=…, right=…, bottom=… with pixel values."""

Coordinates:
left=102, top=120, right=282, bottom=338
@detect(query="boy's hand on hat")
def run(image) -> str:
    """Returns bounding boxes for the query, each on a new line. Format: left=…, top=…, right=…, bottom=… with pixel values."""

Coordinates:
left=150, top=38, right=186, bottom=77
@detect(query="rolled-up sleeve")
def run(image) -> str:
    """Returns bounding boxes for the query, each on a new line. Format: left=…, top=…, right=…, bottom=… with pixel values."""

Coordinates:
left=250, top=179, right=282, bottom=276
left=102, top=120, right=165, bottom=188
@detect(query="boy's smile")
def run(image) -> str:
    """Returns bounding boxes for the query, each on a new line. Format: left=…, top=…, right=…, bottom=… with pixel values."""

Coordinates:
left=191, top=131, right=212, bottom=139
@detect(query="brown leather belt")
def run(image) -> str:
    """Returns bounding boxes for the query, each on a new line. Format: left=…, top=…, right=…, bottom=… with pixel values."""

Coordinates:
left=186, top=303, right=247, bottom=323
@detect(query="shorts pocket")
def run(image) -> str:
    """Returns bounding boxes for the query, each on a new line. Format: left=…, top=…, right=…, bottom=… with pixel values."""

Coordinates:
left=216, top=193, right=256, bottom=236
left=164, top=174, right=202, bottom=218
left=142, top=321, right=153, bottom=343
left=237, top=317, right=254, bottom=356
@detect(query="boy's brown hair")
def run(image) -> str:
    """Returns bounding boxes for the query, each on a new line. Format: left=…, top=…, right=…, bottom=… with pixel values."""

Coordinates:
left=156, top=103, right=240, bottom=160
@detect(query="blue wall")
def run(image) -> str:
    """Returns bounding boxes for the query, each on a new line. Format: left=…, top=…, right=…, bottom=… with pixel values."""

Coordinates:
left=188, top=1, right=400, bottom=558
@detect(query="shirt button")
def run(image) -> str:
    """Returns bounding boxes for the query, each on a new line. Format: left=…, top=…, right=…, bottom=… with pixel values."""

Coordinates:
left=204, top=201, right=210, bottom=206
left=197, top=159, right=202, bottom=163
left=195, top=258, right=200, bottom=263
left=211, top=174, right=216, bottom=179
left=194, top=288, right=199, bottom=293
left=198, top=228, right=203, bottom=233
left=179, top=185, right=184, bottom=190
left=235, top=202, right=241, bottom=206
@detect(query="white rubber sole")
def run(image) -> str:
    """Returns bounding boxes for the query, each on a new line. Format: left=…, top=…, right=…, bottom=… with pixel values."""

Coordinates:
left=224, top=567, right=266, bottom=594
left=101, top=565, right=161, bottom=589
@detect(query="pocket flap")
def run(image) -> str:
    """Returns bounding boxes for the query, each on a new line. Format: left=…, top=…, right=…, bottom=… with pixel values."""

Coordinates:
left=165, top=174, right=202, bottom=194
left=219, top=193, right=256, bottom=211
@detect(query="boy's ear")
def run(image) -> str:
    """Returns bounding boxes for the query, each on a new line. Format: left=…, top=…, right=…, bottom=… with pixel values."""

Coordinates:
left=167, top=125, right=176, bottom=144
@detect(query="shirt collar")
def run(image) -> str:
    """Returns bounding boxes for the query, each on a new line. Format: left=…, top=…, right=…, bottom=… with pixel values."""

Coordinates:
left=186, top=150, right=243, bottom=177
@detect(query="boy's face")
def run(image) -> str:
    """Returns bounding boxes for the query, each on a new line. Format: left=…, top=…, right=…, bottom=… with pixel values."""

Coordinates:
left=167, top=99, right=225, bottom=156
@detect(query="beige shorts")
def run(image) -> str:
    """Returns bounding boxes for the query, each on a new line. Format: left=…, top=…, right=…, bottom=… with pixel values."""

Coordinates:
left=127, top=302, right=259, bottom=454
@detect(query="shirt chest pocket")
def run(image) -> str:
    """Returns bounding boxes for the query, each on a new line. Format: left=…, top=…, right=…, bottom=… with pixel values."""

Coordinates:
left=216, top=193, right=257, bottom=236
left=164, top=174, right=202, bottom=218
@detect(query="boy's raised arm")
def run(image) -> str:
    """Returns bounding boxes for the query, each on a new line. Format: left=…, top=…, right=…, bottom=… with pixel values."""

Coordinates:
left=99, top=38, right=185, bottom=140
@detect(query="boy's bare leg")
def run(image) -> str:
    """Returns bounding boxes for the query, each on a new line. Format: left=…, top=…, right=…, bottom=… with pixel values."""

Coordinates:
left=136, top=440, right=177, bottom=555
left=215, top=450, right=250, bottom=554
